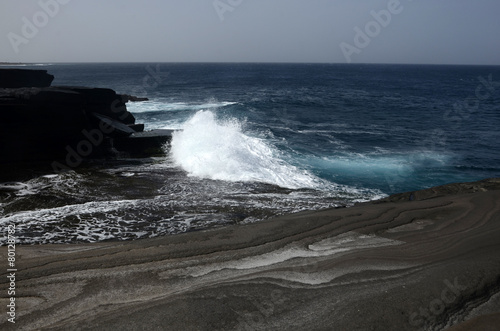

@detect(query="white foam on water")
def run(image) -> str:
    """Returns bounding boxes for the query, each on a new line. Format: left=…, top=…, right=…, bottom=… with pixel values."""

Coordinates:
left=0, top=199, right=151, bottom=244
left=170, top=110, right=326, bottom=190
left=0, top=199, right=140, bottom=226
left=127, top=100, right=237, bottom=113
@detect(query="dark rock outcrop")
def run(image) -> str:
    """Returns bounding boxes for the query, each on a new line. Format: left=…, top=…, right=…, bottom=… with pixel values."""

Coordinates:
left=0, top=68, right=54, bottom=88
left=0, top=69, right=172, bottom=168
left=121, top=94, right=150, bottom=102
left=114, top=129, right=174, bottom=157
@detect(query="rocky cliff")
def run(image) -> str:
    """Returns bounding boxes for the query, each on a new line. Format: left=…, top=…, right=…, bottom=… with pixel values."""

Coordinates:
left=0, top=68, right=171, bottom=169
left=0, top=68, right=54, bottom=88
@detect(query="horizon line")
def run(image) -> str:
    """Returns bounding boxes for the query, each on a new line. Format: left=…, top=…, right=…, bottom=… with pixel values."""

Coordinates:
left=2, top=61, right=500, bottom=67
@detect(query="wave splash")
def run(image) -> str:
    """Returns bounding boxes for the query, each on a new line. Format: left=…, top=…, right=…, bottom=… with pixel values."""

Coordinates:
left=171, top=110, right=323, bottom=189
left=128, top=100, right=237, bottom=113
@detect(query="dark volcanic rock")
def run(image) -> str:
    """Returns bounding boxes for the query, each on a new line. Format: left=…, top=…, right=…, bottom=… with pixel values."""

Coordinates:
left=1, top=87, right=88, bottom=163
left=121, top=94, right=150, bottom=102
left=0, top=69, right=171, bottom=169
left=0, top=68, right=54, bottom=88
left=114, top=129, right=173, bottom=157
left=54, top=87, right=136, bottom=125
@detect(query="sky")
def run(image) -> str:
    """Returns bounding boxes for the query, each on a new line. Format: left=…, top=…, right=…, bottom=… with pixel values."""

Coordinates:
left=1, top=0, right=499, bottom=65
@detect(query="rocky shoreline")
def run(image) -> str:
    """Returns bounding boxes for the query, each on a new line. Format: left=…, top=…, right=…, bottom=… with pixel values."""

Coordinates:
left=0, top=68, right=171, bottom=171
left=1, top=178, right=499, bottom=330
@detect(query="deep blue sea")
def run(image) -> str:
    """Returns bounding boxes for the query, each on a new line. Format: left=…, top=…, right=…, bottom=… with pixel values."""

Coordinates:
left=2, top=63, right=499, bottom=244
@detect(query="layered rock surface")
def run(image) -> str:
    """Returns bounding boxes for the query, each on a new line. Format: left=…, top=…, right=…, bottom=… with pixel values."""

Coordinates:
left=0, top=178, right=499, bottom=330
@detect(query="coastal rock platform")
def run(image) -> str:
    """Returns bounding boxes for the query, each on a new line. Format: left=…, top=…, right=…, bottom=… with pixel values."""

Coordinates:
left=1, top=178, right=499, bottom=330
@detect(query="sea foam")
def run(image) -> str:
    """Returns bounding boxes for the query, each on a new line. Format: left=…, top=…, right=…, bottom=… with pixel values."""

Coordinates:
left=127, top=100, right=237, bottom=113
left=171, top=110, right=322, bottom=189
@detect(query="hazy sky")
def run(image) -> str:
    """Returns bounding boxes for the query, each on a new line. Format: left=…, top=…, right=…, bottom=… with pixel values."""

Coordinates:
left=1, top=0, right=499, bottom=64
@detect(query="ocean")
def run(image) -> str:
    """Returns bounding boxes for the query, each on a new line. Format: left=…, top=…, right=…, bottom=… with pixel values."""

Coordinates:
left=1, top=63, right=499, bottom=244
